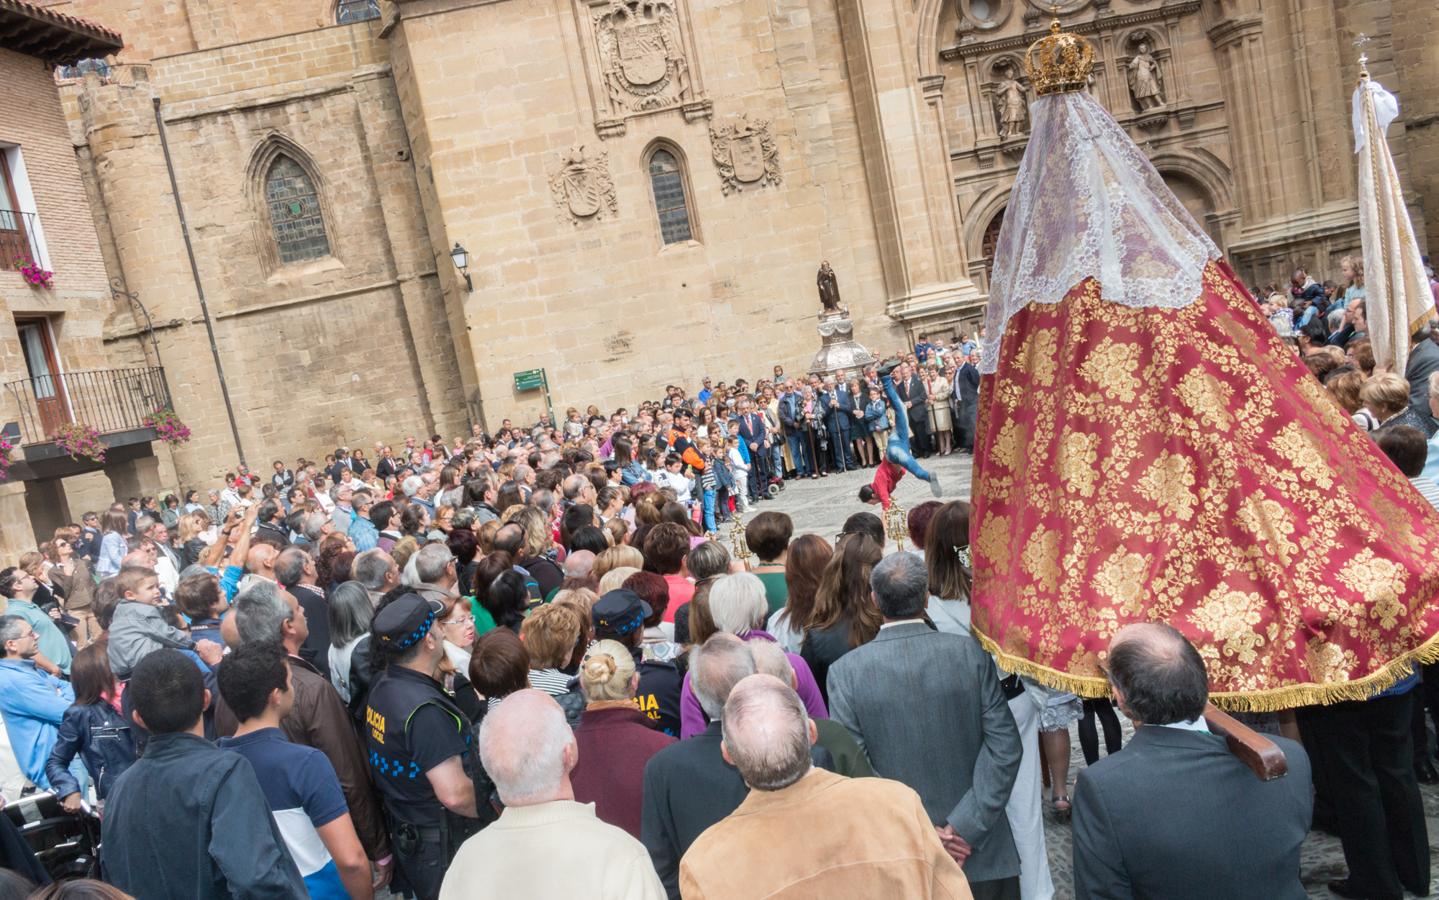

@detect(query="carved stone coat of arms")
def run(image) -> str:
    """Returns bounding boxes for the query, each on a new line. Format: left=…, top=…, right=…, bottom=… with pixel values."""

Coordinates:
left=709, top=114, right=782, bottom=194
left=596, top=0, right=690, bottom=113
left=549, top=145, right=619, bottom=223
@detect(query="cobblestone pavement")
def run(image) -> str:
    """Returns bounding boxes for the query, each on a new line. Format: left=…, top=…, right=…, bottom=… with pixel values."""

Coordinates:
left=757, top=449, right=1439, bottom=899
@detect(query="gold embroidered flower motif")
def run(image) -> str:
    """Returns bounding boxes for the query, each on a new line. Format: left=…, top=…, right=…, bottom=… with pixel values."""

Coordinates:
left=975, top=512, right=1013, bottom=573
left=1339, top=549, right=1409, bottom=630
left=1020, top=526, right=1060, bottom=592
left=1018, top=329, right=1059, bottom=388
left=1058, top=431, right=1100, bottom=498
left=1093, top=550, right=1149, bottom=616
left=1234, top=492, right=1299, bottom=566
left=1305, top=637, right=1359, bottom=684
left=1175, top=371, right=1233, bottom=432
left=1189, top=588, right=1265, bottom=665
left=1270, top=423, right=1335, bottom=489
left=1077, top=338, right=1142, bottom=404
left=990, top=419, right=1026, bottom=473
left=1136, top=451, right=1197, bottom=522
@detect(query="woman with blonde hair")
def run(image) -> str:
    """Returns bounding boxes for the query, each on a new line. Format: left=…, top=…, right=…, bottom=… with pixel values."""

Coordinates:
left=177, top=511, right=211, bottom=569
left=593, top=545, right=644, bottom=581
left=597, top=566, right=641, bottom=595
left=1339, top=254, right=1366, bottom=309
left=927, top=363, right=954, bottom=456
left=569, top=639, right=676, bottom=837
left=1363, top=372, right=1426, bottom=431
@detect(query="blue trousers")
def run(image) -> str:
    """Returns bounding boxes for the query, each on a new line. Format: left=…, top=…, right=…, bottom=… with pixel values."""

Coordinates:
left=786, top=431, right=811, bottom=476
left=882, top=375, right=931, bottom=483
left=702, top=489, right=718, bottom=532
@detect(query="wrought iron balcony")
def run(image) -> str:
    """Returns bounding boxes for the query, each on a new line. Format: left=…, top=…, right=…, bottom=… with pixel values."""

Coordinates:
left=3, top=366, right=172, bottom=447
left=0, top=211, right=44, bottom=271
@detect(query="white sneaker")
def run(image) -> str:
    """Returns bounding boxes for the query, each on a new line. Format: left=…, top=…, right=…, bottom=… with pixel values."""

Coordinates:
left=929, top=473, right=943, bottom=498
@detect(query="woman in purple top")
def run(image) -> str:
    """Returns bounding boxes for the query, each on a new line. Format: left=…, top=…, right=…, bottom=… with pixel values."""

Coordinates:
left=678, top=573, right=826, bottom=738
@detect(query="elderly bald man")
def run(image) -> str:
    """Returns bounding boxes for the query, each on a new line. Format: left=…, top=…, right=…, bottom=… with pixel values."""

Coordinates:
left=441, top=690, right=664, bottom=899
left=1073, top=624, right=1312, bottom=900
left=680, top=674, right=972, bottom=899
left=563, top=549, right=597, bottom=581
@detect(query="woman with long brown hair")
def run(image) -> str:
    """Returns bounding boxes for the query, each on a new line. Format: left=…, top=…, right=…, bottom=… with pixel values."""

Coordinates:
left=799, top=535, right=883, bottom=701
left=766, top=534, right=833, bottom=652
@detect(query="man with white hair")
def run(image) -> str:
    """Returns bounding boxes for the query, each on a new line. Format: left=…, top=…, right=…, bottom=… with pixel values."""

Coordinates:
left=411, top=542, right=459, bottom=609
left=679, top=674, right=972, bottom=899
left=442, top=690, right=664, bottom=898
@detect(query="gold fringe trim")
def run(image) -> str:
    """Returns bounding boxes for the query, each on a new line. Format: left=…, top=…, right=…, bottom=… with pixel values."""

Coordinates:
left=970, top=623, right=1439, bottom=713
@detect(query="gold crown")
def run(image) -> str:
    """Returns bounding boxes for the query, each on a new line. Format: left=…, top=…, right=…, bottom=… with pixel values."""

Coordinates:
left=1024, top=19, right=1095, bottom=96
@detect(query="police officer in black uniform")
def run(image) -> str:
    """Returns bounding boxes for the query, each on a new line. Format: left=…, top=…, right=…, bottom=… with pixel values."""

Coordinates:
left=365, top=593, right=490, bottom=900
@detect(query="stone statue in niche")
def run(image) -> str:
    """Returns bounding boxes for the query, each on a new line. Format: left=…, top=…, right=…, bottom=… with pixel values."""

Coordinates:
left=1127, top=41, right=1165, bottom=110
left=709, top=113, right=782, bottom=194
left=549, top=145, right=618, bottom=223
left=992, top=64, right=1028, bottom=139
left=595, top=0, right=691, bottom=115
left=817, top=261, right=842, bottom=313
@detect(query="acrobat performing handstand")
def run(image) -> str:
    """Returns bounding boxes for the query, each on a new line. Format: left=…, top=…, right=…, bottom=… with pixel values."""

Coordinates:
left=858, top=358, right=943, bottom=509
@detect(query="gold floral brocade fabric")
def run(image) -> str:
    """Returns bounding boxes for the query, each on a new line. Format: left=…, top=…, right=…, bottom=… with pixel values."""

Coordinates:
left=970, top=259, right=1439, bottom=709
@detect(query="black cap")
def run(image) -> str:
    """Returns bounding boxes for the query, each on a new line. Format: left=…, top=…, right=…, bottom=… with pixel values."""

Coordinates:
left=592, top=589, right=651, bottom=638
left=673, top=407, right=693, bottom=420
left=372, top=593, right=443, bottom=651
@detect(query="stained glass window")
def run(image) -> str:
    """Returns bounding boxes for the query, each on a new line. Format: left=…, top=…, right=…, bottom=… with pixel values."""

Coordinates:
left=648, top=149, right=694, bottom=245
left=265, top=156, right=330, bottom=264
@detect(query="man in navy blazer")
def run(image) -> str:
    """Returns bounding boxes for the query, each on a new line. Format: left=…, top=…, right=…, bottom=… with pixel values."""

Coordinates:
left=1072, top=624, right=1312, bottom=900
left=819, top=375, right=858, bottom=473
left=953, top=351, right=981, bottom=453
left=735, top=396, right=769, bottom=500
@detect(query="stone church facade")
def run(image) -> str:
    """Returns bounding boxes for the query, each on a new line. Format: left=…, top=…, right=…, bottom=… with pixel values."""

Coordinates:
left=39, top=0, right=1438, bottom=486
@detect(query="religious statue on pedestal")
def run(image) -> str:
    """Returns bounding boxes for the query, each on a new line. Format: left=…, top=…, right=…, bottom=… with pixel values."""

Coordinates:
left=1126, top=41, right=1165, bottom=111
left=817, top=261, right=842, bottom=312
left=993, top=65, right=1029, bottom=139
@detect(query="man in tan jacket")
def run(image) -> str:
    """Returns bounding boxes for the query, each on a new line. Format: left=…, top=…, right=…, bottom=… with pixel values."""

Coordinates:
left=679, top=675, right=972, bottom=899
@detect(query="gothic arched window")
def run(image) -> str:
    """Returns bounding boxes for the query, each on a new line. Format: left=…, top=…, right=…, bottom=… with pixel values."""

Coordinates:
left=264, top=155, right=330, bottom=264
left=647, top=147, right=695, bottom=245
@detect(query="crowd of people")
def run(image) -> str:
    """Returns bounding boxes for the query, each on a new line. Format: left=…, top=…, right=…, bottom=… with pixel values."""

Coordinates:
left=0, top=287, right=1437, bottom=900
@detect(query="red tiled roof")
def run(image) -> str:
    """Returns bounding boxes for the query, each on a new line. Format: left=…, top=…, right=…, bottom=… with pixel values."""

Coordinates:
left=0, top=0, right=124, bottom=64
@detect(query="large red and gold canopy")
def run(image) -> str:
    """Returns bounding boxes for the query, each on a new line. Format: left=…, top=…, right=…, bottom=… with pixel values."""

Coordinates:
left=970, top=259, right=1439, bottom=710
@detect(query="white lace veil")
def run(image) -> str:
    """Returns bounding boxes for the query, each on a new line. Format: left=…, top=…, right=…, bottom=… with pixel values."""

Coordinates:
left=981, top=91, right=1221, bottom=374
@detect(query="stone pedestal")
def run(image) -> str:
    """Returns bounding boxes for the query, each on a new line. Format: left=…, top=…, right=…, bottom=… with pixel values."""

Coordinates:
left=0, top=482, right=35, bottom=562
left=808, top=310, right=876, bottom=376
left=106, top=455, right=163, bottom=503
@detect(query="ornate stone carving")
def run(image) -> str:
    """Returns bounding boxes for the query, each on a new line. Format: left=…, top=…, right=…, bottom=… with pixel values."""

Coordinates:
left=709, top=114, right=781, bottom=194
left=1126, top=39, right=1165, bottom=110
left=582, top=0, right=710, bottom=137
left=992, top=62, right=1029, bottom=139
left=549, top=145, right=618, bottom=223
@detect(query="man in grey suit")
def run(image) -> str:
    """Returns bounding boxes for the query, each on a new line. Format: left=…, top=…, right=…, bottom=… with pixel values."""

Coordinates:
left=827, top=552, right=1022, bottom=899
left=1403, top=323, right=1439, bottom=434
left=1073, top=624, right=1312, bottom=900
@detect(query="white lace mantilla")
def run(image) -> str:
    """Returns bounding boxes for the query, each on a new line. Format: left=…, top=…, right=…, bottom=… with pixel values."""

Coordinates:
left=981, top=91, right=1221, bottom=374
